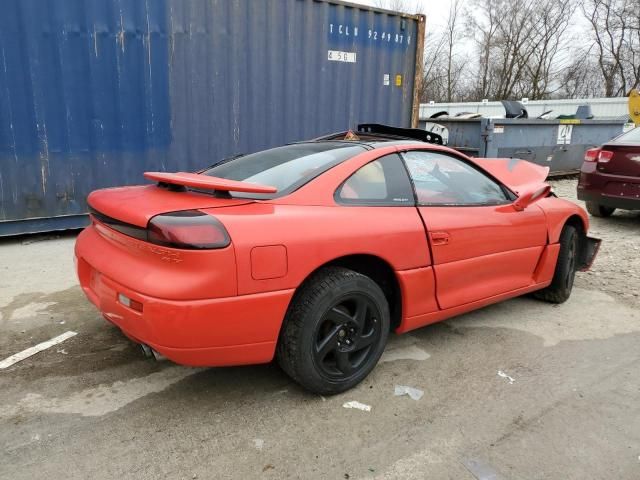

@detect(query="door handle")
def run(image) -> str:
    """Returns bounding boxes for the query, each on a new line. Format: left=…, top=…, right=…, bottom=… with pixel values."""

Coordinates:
left=430, top=231, right=450, bottom=246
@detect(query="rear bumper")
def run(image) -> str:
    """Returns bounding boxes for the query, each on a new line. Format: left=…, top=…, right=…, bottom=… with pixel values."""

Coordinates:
left=577, top=163, right=640, bottom=210
left=76, top=253, right=294, bottom=367
left=577, top=191, right=640, bottom=210
left=578, top=189, right=640, bottom=210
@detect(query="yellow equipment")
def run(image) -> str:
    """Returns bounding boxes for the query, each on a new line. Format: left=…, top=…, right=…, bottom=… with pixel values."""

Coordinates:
left=628, top=89, right=640, bottom=125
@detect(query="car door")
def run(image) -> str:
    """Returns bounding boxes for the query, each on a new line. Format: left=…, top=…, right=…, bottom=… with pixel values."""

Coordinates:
left=335, top=152, right=440, bottom=317
left=401, top=150, right=548, bottom=310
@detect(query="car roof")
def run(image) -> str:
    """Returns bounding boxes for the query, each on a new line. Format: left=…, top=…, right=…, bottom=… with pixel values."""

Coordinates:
left=297, top=139, right=427, bottom=150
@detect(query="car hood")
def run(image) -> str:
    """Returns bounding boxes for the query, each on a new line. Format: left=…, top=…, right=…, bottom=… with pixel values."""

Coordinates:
left=470, top=158, right=549, bottom=193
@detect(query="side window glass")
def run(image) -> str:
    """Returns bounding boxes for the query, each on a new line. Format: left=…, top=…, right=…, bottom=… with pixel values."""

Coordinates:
left=337, top=154, right=415, bottom=206
left=402, top=151, right=508, bottom=206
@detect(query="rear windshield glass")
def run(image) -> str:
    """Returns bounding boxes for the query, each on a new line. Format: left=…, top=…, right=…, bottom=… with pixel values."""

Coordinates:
left=201, top=142, right=365, bottom=199
left=612, top=127, right=640, bottom=144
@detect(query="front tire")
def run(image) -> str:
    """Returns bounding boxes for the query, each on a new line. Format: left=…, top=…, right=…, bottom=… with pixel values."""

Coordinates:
left=277, top=267, right=390, bottom=395
left=586, top=201, right=615, bottom=217
left=534, top=224, right=580, bottom=304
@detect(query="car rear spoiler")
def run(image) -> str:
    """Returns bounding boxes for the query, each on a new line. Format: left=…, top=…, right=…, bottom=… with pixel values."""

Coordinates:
left=144, top=172, right=277, bottom=194
left=315, top=123, right=444, bottom=145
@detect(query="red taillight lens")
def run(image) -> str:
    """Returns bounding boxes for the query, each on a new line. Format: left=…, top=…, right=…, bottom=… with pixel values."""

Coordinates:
left=584, top=148, right=600, bottom=162
left=147, top=210, right=230, bottom=249
left=597, top=150, right=614, bottom=163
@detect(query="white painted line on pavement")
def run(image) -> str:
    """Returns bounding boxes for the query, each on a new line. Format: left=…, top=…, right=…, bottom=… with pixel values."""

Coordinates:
left=0, top=331, right=77, bottom=369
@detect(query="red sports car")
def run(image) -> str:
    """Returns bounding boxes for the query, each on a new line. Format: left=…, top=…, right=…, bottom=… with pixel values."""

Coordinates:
left=578, top=126, right=640, bottom=216
left=75, top=125, right=600, bottom=394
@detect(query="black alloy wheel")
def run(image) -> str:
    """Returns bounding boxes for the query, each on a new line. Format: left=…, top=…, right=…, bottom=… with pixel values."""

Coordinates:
left=312, top=293, right=382, bottom=380
left=277, top=267, right=390, bottom=395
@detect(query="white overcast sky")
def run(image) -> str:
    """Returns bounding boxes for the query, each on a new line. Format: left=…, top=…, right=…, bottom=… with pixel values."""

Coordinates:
left=350, top=0, right=454, bottom=30
left=350, top=0, right=586, bottom=72
left=351, top=0, right=589, bottom=37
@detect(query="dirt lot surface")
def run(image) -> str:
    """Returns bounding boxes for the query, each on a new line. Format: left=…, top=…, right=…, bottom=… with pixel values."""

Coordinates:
left=1, top=178, right=639, bottom=479
left=551, top=179, right=640, bottom=307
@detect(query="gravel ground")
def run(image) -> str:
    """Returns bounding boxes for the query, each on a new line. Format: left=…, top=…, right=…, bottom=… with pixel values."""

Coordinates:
left=551, top=178, right=640, bottom=305
left=0, top=178, right=638, bottom=479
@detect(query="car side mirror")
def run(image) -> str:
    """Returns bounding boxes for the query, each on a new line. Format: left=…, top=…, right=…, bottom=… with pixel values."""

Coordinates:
left=513, top=184, right=551, bottom=211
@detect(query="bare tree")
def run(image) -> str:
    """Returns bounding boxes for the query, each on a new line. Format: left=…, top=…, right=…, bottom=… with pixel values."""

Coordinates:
left=418, top=0, right=470, bottom=102
left=463, top=0, right=577, bottom=100
left=556, top=0, right=640, bottom=98
left=560, top=49, right=605, bottom=97
left=494, top=0, right=539, bottom=99
left=467, top=0, right=501, bottom=99
left=372, top=0, right=469, bottom=103
left=467, top=0, right=537, bottom=100
left=522, top=0, right=575, bottom=98
left=420, top=28, right=448, bottom=102
left=582, top=0, right=631, bottom=96
left=626, top=4, right=640, bottom=90
left=369, top=0, right=640, bottom=101
left=444, top=0, right=464, bottom=101
left=372, top=0, right=424, bottom=14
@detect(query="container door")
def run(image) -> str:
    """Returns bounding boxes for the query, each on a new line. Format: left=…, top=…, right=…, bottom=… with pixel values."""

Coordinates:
left=401, top=150, right=548, bottom=310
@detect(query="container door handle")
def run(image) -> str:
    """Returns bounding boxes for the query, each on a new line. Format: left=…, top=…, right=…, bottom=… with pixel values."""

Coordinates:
left=430, top=231, right=450, bottom=246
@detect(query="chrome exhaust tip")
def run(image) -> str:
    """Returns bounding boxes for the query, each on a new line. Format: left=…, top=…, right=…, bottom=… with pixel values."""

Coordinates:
left=140, top=343, right=167, bottom=362
left=140, top=343, right=153, bottom=358
left=152, top=349, right=167, bottom=362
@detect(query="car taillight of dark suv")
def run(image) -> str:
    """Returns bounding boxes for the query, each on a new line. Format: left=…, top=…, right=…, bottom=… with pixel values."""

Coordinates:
left=577, top=127, right=640, bottom=217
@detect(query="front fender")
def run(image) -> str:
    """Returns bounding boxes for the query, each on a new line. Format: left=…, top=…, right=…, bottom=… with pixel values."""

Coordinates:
left=536, top=197, right=590, bottom=244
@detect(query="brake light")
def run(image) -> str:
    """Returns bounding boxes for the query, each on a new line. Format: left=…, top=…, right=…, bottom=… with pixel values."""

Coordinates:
left=147, top=210, right=230, bottom=249
left=597, top=150, right=614, bottom=163
left=584, top=148, right=600, bottom=162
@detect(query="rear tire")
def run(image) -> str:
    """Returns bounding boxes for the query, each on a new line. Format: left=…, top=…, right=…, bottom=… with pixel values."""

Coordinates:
left=534, top=225, right=580, bottom=304
left=277, top=267, right=390, bottom=395
left=586, top=201, right=615, bottom=217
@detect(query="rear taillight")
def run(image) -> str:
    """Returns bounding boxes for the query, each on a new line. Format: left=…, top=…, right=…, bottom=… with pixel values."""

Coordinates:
left=584, top=148, right=600, bottom=162
left=597, top=150, right=614, bottom=163
left=147, top=210, right=230, bottom=249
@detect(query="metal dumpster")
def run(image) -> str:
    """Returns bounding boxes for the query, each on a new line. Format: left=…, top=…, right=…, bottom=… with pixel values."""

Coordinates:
left=0, top=0, right=425, bottom=236
left=418, top=117, right=629, bottom=174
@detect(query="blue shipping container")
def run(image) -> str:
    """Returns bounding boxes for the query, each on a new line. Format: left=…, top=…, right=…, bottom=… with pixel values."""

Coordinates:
left=0, top=0, right=424, bottom=235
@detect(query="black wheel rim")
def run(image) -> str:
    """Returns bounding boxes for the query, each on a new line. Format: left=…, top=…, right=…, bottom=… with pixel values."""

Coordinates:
left=565, top=235, right=577, bottom=290
left=312, top=293, right=382, bottom=380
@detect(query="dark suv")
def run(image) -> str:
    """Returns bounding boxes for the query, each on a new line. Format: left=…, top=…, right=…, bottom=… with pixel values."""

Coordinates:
left=578, top=127, right=640, bottom=217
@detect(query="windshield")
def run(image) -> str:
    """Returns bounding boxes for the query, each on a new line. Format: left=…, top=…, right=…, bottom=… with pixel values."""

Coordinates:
left=201, top=142, right=365, bottom=199
left=611, top=126, right=640, bottom=144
